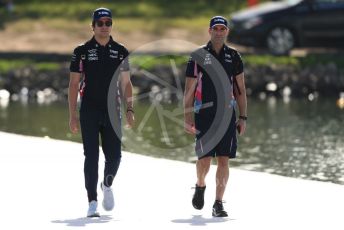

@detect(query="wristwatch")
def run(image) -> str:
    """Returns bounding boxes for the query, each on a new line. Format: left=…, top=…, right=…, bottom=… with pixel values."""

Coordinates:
left=239, top=115, right=247, bottom=121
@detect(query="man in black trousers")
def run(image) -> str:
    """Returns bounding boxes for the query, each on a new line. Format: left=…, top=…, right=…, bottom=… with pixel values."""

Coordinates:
left=68, top=7, right=134, bottom=217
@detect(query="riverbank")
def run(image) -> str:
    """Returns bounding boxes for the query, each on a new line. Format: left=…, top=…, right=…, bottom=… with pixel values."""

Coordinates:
left=1, top=53, right=343, bottom=100
left=0, top=131, right=343, bottom=230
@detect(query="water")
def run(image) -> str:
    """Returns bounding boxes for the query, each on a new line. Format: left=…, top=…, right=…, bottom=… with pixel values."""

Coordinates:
left=0, top=98, right=344, bottom=184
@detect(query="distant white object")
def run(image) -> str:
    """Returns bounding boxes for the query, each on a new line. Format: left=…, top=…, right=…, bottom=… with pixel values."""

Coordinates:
left=266, top=82, right=277, bottom=92
left=282, top=86, right=291, bottom=97
left=0, top=99, right=9, bottom=108
left=282, top=86, right=291, bottom=104
left=36, top=88, right=58, bottom=104
left=19, top=87, right=29, bottom=104
left=259, top=92, right=266, bottom=100
left=0, top=89, right=10, bottom=100
left=20, top=87, right=29, bottom=97
left=0, top=89, right=10, bottom=108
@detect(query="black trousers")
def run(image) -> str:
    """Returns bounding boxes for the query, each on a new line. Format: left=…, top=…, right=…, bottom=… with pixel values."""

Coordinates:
left=80, top=108, right=121, bottom=202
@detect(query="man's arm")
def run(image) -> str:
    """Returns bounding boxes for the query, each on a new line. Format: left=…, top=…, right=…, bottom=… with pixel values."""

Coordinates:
left=183, top=77, right=197, bottom=134
left=120, top=71, right=134, bottom=128
left=234, top=72, right=247, bottom=135
left=68, top=72, right=81, bottom=133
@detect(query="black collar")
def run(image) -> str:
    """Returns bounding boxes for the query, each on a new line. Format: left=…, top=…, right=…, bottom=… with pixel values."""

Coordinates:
left=206, top=41, right=227, bottom=56
left=89, top=36, right=115, bottom=48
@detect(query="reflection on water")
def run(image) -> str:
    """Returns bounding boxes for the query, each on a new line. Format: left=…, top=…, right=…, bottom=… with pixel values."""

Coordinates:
left=235, top=99, right=344, bottom=184
left=0, top=98, right=343, bottom=184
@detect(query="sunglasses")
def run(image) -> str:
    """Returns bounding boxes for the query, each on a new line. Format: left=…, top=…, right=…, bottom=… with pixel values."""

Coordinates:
left=96, top=20, right=112, bottom=27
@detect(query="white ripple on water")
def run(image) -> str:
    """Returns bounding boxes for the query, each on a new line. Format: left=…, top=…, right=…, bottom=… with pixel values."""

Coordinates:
left=292, top=146, right=306, bottom=152
left=246, top=146, right=260, bottom=154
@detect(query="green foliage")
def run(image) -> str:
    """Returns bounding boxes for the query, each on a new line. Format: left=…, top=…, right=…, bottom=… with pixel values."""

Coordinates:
left=1, top=53, right=343, bottom=74
left=298, top=54, right=344, bottom=69
left=0, top=60, right=32, bottom=73
left=34, top=62, right=60, bottom=71
left=0, top=60, right=60, bottom=73
left=243, top=55, right=300, bottom=66
left=131, top=55, right=189, bottom=70
left=243, top=54, right=344, bottom=70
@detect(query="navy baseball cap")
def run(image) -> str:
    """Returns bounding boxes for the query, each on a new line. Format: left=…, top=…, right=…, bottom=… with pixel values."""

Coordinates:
left=209, top=16, right=228, bottom=28
left=92, top=8, right=112, bottom=21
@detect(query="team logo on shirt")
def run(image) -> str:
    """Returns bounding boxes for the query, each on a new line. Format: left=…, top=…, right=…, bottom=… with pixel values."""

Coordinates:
left=109, top=49, right=118, bottom=59
left=204, top=53, right=212, bottom=65
left=225, top=53, right=232, bottom=63
left=87, top=49, right=98, bottom=61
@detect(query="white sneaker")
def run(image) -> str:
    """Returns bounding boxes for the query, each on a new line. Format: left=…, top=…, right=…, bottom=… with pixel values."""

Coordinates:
left=101, top=182, right=114, bottom=211
left=87, top=200, right=100, bottom=217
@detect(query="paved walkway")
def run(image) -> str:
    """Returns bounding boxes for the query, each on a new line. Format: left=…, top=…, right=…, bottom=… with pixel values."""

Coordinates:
left=0, top=131, right=343, bottom=230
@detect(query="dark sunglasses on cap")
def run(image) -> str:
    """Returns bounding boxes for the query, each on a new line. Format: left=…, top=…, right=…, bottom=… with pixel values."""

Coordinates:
left=96, top=20, right=112, bottom=27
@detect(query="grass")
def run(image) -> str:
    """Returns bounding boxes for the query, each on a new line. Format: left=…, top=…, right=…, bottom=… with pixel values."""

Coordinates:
left=130, top=55, right=189, bottom=70
left=0, top=60, right=60, bottom=73
left=298, top=54, right=344, bottom=69
left=129, top=53, right=344, bottom=71
left=34, top=62, right=60, bottom=71
left=1, top=53, right=343, bottom=74
left=243, top=54, right=344, bottom=70
left=0, top=60, right=32, bottom=73
left=243, top=55, right=300, bottom=66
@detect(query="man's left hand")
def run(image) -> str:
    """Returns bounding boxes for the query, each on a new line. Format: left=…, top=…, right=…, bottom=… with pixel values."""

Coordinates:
left=236, top=119, right=246, bottom=136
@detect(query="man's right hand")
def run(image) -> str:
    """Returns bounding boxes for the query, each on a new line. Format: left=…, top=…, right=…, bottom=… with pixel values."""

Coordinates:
left=69, top=116, right=79, bottom=134
left=184, top=119, right=196, bottom=135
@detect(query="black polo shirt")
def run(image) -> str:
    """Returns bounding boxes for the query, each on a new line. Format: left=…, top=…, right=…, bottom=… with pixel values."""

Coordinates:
left=70, top=36, right=129, bottom=110
left=185, top=41, right=243, bottom=115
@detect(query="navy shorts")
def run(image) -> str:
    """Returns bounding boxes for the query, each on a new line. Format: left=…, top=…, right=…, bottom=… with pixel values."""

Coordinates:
left=195, top=110, right=237, bottom=159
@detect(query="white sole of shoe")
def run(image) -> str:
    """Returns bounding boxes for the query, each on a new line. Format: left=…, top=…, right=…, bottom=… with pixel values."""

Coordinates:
left=87, top=212, right=100, bottom=218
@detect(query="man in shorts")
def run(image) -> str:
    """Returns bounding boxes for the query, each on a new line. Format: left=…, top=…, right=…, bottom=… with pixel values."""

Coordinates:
left=184, top=16, right=247, bottom=217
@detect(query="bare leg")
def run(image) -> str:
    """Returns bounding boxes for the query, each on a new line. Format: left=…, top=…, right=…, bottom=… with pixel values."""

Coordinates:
left=196, top=156, right=212, bottom=186
left=215, top=156, right=229, bottom=200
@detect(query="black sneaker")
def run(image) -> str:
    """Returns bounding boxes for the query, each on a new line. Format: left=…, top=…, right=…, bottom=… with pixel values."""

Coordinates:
left=192, top=184, right=206, bottom=210
left=212, top=200, right=228, bottom=217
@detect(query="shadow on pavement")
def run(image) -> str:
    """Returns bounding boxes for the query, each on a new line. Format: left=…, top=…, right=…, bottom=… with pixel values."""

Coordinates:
left=171, top=214, right=234, bottom=226
left=52, top=215, right=116, bottom=227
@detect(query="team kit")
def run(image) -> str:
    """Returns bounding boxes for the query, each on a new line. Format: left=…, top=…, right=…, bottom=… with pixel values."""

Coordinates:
left=68, top=8, right=247, bottom=218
